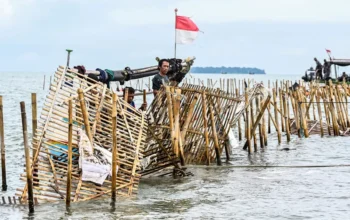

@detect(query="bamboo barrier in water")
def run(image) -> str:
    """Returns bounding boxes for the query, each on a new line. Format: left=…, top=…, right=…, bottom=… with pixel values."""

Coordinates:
left=16, top=66, right=149, bottom=205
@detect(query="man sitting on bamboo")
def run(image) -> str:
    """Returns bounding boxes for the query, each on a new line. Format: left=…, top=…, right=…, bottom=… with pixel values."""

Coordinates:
left=152, top=59, right=170, bottom=97
left=123, top=87, right=147, bottom=111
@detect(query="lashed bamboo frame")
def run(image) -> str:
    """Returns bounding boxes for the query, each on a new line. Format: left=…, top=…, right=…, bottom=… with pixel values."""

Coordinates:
left=16, top=66, right=148, bottom=204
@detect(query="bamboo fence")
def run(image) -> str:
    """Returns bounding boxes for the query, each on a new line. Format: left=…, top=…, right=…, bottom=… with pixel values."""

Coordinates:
left=15, top=66, right=149, bottom=204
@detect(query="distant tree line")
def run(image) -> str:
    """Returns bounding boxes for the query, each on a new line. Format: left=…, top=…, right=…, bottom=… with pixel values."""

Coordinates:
left=190, top=66, right=266, bottom=74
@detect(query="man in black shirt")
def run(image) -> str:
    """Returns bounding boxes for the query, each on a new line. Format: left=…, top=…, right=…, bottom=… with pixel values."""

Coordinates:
left=323, top=59, right=332, bottom=80
left=314, top=58, right=323, bottom=80
left=152, top=59, right=170, bottom=97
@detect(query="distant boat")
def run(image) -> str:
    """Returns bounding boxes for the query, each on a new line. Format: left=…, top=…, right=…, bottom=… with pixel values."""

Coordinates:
left=221, top=71, right=227, bottom=74
left=249, top=72, right=255, bottom=75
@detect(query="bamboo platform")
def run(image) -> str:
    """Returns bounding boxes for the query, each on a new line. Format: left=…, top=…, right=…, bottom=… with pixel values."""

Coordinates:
left=15, top=66, right=149, bottom=204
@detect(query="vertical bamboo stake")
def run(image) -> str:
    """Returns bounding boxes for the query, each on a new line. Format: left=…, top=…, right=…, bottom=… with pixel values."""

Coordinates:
left=283, top=92, right=291, bottom=142
left=316, top=91, right=324, bottom=137
left=31, top=93, right=39, bottom=187
left=20, top=102, right=34, bottom=213
left=245, top=87, right=252, bottom=154
left=123, top=88, right=129, bottom=110
left=111, top=93, right=117, bottom=201
left=268, top=80, right=271, bottom=133
left=202, top=91, right=211, bottom=165
left=328, top=83, right=339, bottom=135
left=279, top=88, right=285, bottom=132
left=273, top=88, right=282, bottom=143
left=236, top=88, right=242, bottom=141
left=31, top=93, right=37, bottom=158
left=251, top=100, right=257, bottom=151
left=165, top=86, right=175, bottom=153
left=298, top=91, right=309, bottom=137
left=66, top=100, right=73, bottom=206
left=322, top=90, right=332, bottom=135
left=262, top=96, right=268, bottom=146
left=0, top=96, right=7, bottom=191
left=78, top=89, right=93, bottom=145
left=209, top=105, right=222, bottom=166
left=174, top=89, right=184, bottom=162
left=257, top=97, right=264, bottom=148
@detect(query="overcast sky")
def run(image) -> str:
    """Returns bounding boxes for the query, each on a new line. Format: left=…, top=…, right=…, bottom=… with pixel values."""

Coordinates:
left=1, top=0, right=350, bottom=74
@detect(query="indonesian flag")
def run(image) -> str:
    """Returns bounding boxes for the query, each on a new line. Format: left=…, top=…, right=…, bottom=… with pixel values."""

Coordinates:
left=175, top=15, right=199, bottom=44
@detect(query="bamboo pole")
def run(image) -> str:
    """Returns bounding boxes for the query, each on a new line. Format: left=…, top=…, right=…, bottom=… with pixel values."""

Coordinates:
left=296, top=91, right=307, bottom=137
left=257, top=97, right=264, bottom=148
left=322, top=90, right=332, bottom=135
left=283, top=92, right=291, bottom=142
left=77, top=89, right=93, bottom=145
left=31, top=93, right=37, bottom=156
left=316, top=90, right=324, bottom=137
left=245, top=87, right=252, bottom=154
left=262, top=96, right=268, bottom=146
left=209, top=105, right=222, bottom=165
left=123, top=88, right=129, bottom=111
left=251, top=99, right=257, bottom=152
left=165, top=86, right=176, bottom=154
left=273, top=88, right=282, bottom=143
left=268, top=80, right=271, bottom=133
left=201, top=91, right=211, bottom=165
left=236, top=88, right=242, bottom=141
left=0, top=96, right=7, bottom=191
left=111, top=93, right=117, bottom=201
left=172, top=88, right=180, bottom=157
left=20, top=102, right=34, bottom=213
left=279, top=88, right=285, bottom=132
left=66, top=100, right=73, bottom=206
left=328, top=82, right=339, bottom=135
left=31, top=93, right=39, bottom=187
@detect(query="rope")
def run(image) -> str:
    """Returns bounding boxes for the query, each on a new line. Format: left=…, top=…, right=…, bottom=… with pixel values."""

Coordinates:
left=189, top=164, right=350, bottom=169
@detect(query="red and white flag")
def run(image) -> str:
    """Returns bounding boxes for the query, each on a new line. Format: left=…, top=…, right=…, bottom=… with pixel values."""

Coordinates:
left=175, top=15, right=199, bottom=44
left=325, top=48, right=332, bottom=56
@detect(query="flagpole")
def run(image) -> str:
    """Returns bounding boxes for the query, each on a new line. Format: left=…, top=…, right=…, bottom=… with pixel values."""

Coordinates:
left=174, top=8, right=178, bottom=59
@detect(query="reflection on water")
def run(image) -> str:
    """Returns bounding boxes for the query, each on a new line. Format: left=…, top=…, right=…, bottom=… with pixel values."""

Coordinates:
left=1, top=73, right=350, bottom=219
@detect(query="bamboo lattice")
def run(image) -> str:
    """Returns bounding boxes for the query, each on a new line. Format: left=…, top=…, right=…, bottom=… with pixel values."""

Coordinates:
left=16, top=66, right=148, bottom=204
left=142, top=83, right=266, bottom=175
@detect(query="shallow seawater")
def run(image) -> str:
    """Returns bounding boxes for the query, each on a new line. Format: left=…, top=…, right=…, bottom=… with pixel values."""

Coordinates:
left=0, top=72, right=350, bottom=219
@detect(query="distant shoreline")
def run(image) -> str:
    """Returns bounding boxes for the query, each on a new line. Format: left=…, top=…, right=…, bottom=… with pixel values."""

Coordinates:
left=190, top=67, right=266, bottom=74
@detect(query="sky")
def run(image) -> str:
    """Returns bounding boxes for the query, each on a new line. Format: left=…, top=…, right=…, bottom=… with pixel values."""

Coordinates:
left=1, top=0, right=350, bottom=75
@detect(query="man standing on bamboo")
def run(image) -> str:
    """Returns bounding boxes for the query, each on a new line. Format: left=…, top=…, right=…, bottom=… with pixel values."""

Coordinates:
left=314, top=58, right=323, bottom=80
left=152, top=59, right=170, bottom=97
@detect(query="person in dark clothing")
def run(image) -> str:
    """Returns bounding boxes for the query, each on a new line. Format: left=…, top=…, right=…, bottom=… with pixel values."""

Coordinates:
left=123, top=87, right=147, bottom=111
left=152, top=59, right=170, bottom=97
left=323, top=59, right=332, bottom=80
left=314, top=58, right=323, bottom=80
left=338, top=72, right=348, bottom=82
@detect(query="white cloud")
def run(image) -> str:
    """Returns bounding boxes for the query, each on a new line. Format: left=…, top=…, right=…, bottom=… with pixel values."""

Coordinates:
left=109, top=0, right=350, bottom=25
